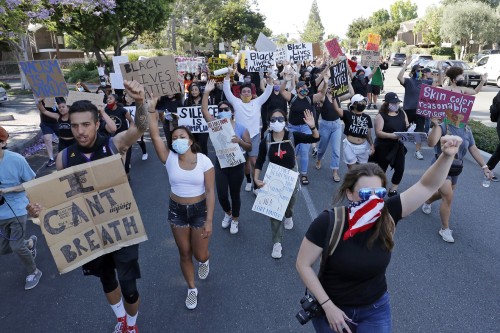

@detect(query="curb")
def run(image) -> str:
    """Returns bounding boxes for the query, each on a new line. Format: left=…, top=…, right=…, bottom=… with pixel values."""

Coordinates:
left=9, top=130, right=42, bottom=155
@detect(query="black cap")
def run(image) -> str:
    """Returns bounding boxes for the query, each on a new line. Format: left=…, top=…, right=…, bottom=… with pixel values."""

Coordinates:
left=422, top=67, right=431, bottom=73
left=411, top=64, right=423, bottom=72
left=383, top=92, right=401, bottom=103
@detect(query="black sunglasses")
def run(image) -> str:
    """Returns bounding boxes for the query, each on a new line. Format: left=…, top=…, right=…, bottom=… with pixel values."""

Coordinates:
left=218, top=107, right=232, bottom=112
left=270, top=117, right=285, bottom=123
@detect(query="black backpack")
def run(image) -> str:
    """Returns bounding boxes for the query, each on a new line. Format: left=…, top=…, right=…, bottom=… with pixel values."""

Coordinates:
left=490, top=91, right=500, bottom=122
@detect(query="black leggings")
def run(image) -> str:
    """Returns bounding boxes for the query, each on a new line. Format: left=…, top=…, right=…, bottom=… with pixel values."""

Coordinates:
left=373, top=142, right=405, bottom=185
left=215, top=160, right=245, bottom=218
left=137, top=135, right=146, bottom=154
left=194, top=133, right=209, bottom=156
left=124, top=148, right=132, bottom=174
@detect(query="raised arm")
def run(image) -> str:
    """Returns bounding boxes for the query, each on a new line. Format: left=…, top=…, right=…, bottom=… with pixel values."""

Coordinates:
left=202, top=80, right=216, bottom=122
left=147, top=96, right=169, bottom=164
left=36, top=99, right=59, bottom=120
left=427, top=118, right=442, bottom=147
left=254, top=75, right=273, bottom=105
left=469, top=73, right=488, bottom=95
left=280, top=77, right=292, bottom=101
left=398, top=55, right=412, bottom=85
left=313, top=69, right=329, bottom=104
left=332, top=97, right=344, bottom=118
left=223, top=69, right=240, bottom=106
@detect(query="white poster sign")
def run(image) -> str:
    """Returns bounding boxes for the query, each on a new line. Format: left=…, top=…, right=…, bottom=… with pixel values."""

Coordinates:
left=111, top=56, right=129, bottom=89
left=252, top=163, right=299, bottom=220
left=360, top=50, right=380, bottom=68
left=394, top=132, right=428, bottom=145
left=286, top=43, right=313, bottom=62
left=255, top=32, right=277, bottom=52
left=207, top=118, right=246, bottom=168
left=245, top=51, right=275, bottom=73
left=177, top=105, right=218, bottom=133
left=274, top=46, right=286, bottom=62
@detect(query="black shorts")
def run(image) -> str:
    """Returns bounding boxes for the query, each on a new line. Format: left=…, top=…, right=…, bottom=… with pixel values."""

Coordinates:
left=40, top=122, right=59, bottom=135
left=404, top=109, right=425, bottom=132
left=82, top=244, right=141, bottom=280
left=369, top=84, right=381, bottom=95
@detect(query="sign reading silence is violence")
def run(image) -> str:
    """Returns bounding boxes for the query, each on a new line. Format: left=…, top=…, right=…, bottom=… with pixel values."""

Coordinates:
left=20, top=59, right=69, bottom=98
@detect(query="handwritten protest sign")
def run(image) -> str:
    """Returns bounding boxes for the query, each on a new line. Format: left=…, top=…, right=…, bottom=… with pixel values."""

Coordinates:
left=175, top=56, right=198, bottom=73
left=360, top=50, right=380, bottom=68
left=19, top=59, right=69, bottom=98
left=325, top=38, right=343, bottom=58
left=329, top=60, right=349, bottom=97
left=246, top=51, right=275, bottom=72
left=120, top=55, right=181, bottom=97
left=275, top=46, right=287, bottom=62
left=177, top=105, right=218, bottom=133
left=252, top=163, right=299, bottom=221
left=208, top=57, right=234, bottom=79
left=65, top=91, right=105, bottom=108
left=312, top=43, right=322, bottom=57
left=24, top=154, right=147, bottom=274
left=207, top=118, right=246, bottom=168
left=286, top=43, right=313, bottom=62
left=366, top=33, right=381, bottom=51
left=416, top=84, right=475, bottom=126
left=394, top=132, right=428, bottom=145
left=255, top=33, right=276, bottom=52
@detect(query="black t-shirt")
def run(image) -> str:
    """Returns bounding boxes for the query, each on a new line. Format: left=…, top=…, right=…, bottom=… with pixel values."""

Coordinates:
left=263, top=92, right=288, bottom=117
left=320, top=96, right=340, bottom=122
left=57, top=118, right=73, bottom=138
left=375, top=111, right=407, bottom=144
left=352, top=77, right=369, bottom=97
left=341, top=110, right=372, bottom=138
left=288, top=94, right=313, bottom=126
left=105, top=106, right=129, bottom=134
left=40, top=106, right=58, bottom=124
left=305, top=195, right=402, bottom=306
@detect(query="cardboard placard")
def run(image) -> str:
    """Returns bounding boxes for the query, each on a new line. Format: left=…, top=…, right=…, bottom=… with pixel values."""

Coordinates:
left=312, top=43, right=322, bottom=57
left=286, top=43, right=313, bottom=62
left=255, top=32, right=277, bottom=52
left=325, top=38, right=343, bottom=58
left=19, top=59, right=69, bottom=98
left=177, top=105, right=218, bottom=133
left=207, top=118, right=246, bottom=168
left=65, top=91, right=105, bottom=108
left=275, top=46, right=287, bottom=62
left=329, top=60, right=349, bottom=97
left=252, top=163, right=299, bottom=221
left=175, top=56, right=198, bottom=73
left=24, top=155, right=147, bottom=274
left=120, top=55, right=181, bottom=97
left=245, top=51, right=275, bottom=73
left=366, top=33, right=381, bottom=51
left=394, top=132, right=428, bottom=145
left=416, top=84, right=475, bottom=126
left=360, top=50, right=380, bottom=68
left=208, top=57, right=234, bottom=79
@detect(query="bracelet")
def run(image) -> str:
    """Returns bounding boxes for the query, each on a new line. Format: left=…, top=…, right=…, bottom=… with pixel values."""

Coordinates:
left=482, top=165, right=489, bottom=169
left=310, top=126, right=316, bottom=131
left=320, top=298, right=330, bottom=306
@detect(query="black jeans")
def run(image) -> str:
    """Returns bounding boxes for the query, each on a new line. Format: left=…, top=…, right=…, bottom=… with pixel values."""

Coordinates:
left=215, top=160, right=245, bottom=218
left=373, top=141, right=406, bottom=185
left=486, top=124, right=500, bottom=170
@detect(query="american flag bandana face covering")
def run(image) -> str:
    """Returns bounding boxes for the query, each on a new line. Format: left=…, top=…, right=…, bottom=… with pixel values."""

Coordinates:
left=345, top=195, right=385, bottom=240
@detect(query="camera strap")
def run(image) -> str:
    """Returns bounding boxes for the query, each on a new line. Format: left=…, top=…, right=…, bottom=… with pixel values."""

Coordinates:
left=318, top=207, right=346, bottom=279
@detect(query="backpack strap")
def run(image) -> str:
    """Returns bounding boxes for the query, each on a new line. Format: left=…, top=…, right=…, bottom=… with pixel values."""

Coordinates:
left=318, top=206, right=346, bottom=278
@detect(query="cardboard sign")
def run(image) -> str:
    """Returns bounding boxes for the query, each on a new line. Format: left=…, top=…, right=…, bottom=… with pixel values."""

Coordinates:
left=286, top=43, right=313, bottom=62
left=252, top=163, right=299, bottom=221
left=329, top=60, right=349, bottom=97
left=394, top=132, right=428, bottom=145
left=360, top=50, right=380, bottom=68
left=207, top=118, right=246, bottom=168
left=417, top=84, right=475, bottom=126
left=255, top=33, right=276, bottom=52
left=120, top=55, right=181, bottom=97
left=325, top=38, right=343, bottom=58
left=65, top=91, right=105, bottom=108
left=177, top=105, right=218, bottom=133
left=366, top=33, right=381, bottom=51
left=275, top=46, right=287, bottom=62
left=24, top=155, right=147, bottom=274
left=208, top=57, right=234, bottom=79
left=245, top=51, right=275, bottom=72
left=175, top=56, right=198, bottom=73
left=312, top=43, right=322, bottom=57
left=19, top=59, right=69, bottom=98
left=109, top=73, right=124, bottom=89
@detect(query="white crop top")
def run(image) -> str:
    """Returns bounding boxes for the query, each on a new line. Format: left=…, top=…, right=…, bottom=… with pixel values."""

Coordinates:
left=166, top=152, right=213, bottom=197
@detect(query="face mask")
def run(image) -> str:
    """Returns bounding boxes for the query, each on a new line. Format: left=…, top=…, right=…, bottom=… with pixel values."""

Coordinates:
left=456, top=80, right=465, bottom=86
left=356, top=104, right=366, bottom=112
left=307, top=66, right=313, bottom=71
left=201, top=76, right=207, bottom=82
left=244, top=78, right=251, bottom=84
left=270, top=121, right=286, bottom=132
left=217, top=111, right=232, bottom=119
left=304, top=76, right=311, bottom=82
left=300, top=88, right=309, bottom=96
left=413, top=72, right=421, bottom=80
left=107, top=102, right=115, bottom=109
left=78, top=87, right=84, bottom=92
left=357, top=74, right=365, bottom=80
left=241, top=95, right=252, bottom=103
left=388, top=104, right=399, bottom=112
left=273, top=85, right=280, bottom=92
left=345, top=195, right=384, bottom=239
left=172, top=138, right=190, bottom=154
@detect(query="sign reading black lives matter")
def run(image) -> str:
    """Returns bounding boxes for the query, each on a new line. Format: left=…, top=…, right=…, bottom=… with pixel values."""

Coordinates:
left=24, top=155, right=148, bottom=274
left=120, top=55, right=181, bottom=97
left=19, top=59, right=69, bottom=98
left=245, top=51, right=275, bottom=73
left=286, top=43, right=313, bottom=62
left=177, top=105, right=218, bottom=133
left=329, top=60, right=349, bottom=97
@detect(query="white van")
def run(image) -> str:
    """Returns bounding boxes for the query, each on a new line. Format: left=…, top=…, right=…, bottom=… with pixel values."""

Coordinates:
left=473, top=54, right=500, bottom=87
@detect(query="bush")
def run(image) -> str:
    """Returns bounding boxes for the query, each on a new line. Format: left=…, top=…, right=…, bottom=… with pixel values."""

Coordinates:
left=0, top=81, right=11, bottom=89
left=430, top=47, right=454, bottom=57
left=468, top=120, right=499, bottom=154
left=64, top=63, right=100, bottom=84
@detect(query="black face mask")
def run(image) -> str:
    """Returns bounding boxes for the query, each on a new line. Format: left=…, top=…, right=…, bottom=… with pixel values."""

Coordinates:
left=356, top=104, right=366, bottom=112
left=456, top=80, right=465, bottom=86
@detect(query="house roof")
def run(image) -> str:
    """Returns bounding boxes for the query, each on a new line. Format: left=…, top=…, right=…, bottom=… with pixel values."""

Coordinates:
left=27, top=24, right=44, bottom=32
left=398, top=18, right=419, bottom=33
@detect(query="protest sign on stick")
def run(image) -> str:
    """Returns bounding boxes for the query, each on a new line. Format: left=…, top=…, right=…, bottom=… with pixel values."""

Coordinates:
left=312, top=43, right=322, bottom=57
left=366, top=33, right=381, bottom=51
left=177, top=105, right=218, bottom=133
left=255, top=33, right=277, bottom=52
left=325, top=38, right=343, bottom=58
left=245, top=51, right=275, bottom=72
left=360, top=50, right=380, bottom=68
left=120, top=55, right=181, bottom=97
left=252, top=163, right=299, bottom=220
left=286, top=43, right=313, bottom=62
left=207, top=118, right=246, bottom=168
left=416, top=84, right=475, bottom=127
left=394, top=132, right=428, bottom=145
left=24, top=154, right=148, bottom=274
left=329, top=60, right=349, bottom=97
left=65, top=91, right=105, bottom=108
left=19, top=59, right=69, bottom=98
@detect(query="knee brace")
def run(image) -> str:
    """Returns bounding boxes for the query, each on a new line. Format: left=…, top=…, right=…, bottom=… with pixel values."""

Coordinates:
left=120, top=279, right=139, bottom=304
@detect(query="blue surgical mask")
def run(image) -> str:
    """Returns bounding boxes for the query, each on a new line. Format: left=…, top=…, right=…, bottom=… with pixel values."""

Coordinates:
left=217, top=111, right=232, bottom=119
left=358, top=74, right=365, bottom=79
left=172, top=138, right=190, bottom=154
left=273, top=85, right=280, bottom=91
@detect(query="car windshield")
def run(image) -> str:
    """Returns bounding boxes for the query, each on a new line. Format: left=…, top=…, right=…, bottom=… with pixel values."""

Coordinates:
left=395, top=53, right=405, bottom=57
left=445, top=61, right=472, bottom=70
left=420, top=56, right=433, bottom=60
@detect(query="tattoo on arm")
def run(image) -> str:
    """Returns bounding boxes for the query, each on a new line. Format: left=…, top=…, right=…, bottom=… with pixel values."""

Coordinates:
left=134, top=103, right=148, bottom=132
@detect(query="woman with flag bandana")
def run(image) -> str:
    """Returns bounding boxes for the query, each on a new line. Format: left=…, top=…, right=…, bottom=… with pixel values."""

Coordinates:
left=296, top=134, right=464, bottom=333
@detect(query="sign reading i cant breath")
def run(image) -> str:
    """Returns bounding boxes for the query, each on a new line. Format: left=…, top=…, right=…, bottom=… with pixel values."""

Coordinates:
left=24, top=154, right=148, bottom=274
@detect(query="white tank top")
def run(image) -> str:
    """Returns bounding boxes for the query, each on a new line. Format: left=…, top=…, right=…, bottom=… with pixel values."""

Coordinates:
left=165, top=152, right=213, bottom=197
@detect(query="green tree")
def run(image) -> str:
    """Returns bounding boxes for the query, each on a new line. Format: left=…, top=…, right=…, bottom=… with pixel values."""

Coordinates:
left=442, top=0, right=499, bottom=7
left=300, top=0, right=325, bottom=42
left=274, top=34, right=289, bottom=45
left=390, top=0, right=418, bottom=24
left=346, top=17, right=372, bottom=40
left=414, top=5, right=444, bottom=46
left=371, top=9, right=391, bottom=26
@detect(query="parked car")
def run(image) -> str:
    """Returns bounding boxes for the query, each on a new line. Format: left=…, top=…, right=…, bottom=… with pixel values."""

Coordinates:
left=407, top=54, right=434, bottom=70
left=474, top=54, right=500, bottom=87
left=389, top=53, right=406, bottom=66
left=425, top=60, right=482, bottom=87
left=0, top=87, right=7, bottom=104
left=472, top=50, right=500, bottom=63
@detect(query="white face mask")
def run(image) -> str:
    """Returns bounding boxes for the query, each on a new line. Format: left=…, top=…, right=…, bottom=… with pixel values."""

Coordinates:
left=270, top=121, right=286, bottom=132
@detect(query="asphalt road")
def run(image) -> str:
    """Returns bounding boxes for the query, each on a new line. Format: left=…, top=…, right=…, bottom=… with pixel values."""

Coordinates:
left=1, top=68, right=500, bottom=332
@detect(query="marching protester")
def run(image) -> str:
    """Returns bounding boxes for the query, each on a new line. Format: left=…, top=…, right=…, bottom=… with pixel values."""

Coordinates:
left=37, top=99, right=59, bottom=167
left=148, top=95, right=215, bottom=310
left=371, top=92, right=409, bottom=196
left=260, top=78, right=288, bottom=138
left=366, top=60, right=388, bottom=109
left=296, top=135, right=464, bottom=332
left=156, top=93, right=184, bottom=145
left=0, top=126, right=41, bottom=290
left=201, top=80, right=252, bottom=234
left=223, top=67, right=272, bottom=193
left=27, top=80, right=148, bottom=333
left=486, top=90, right=500, bottom=181
left=123, top=92, right=148, bottom=161
left=254, top=109, right=319, bottom=259
left=351, top=68, right=373, bottom=98
left=185, top=82, right=210, bottom=156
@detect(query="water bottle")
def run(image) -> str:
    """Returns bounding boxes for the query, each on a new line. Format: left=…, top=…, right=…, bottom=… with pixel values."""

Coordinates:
left=482, top=175, right=491, bottom=188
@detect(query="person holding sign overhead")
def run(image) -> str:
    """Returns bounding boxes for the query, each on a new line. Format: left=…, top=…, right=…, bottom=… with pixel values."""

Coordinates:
left=27, top=80, right=149, bottom=333
left=202, top=79, right=252, bottom=234
left=185, top=83, right=210, bottom=156
left=147, top=95, right=215, bottom=310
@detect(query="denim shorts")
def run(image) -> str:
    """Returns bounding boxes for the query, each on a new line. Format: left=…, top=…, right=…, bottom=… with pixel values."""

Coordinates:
left=40, top=121, right=59, bottom=135
left=168, top=198, right=207, bottom=228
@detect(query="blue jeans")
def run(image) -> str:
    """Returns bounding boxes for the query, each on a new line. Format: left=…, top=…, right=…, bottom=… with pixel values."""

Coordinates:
left=311, top=292, right=392, bottom=333
left=288, top=123, right=312, bottom=175
left=317, top=119, right=343, bottom=170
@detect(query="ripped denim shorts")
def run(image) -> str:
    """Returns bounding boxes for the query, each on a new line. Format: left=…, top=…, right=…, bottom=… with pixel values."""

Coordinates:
left=168, top=198, right=207, bottom=229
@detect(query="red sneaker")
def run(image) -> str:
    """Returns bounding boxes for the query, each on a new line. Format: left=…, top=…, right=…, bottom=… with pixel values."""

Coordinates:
left=126, top=325, right=138, bottom=333
left=113, top=316, right=127, bottom=333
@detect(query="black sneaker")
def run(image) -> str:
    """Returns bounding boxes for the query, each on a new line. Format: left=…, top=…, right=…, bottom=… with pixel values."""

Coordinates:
left=367, top=104, right=372, bottom=109
left=46, top=159, right=56, bottom=167
left=492, top=175, right=499, bottom=182
left=388, top=190, right=398, bottom=197
left=373, top=104, right=378, bottom=110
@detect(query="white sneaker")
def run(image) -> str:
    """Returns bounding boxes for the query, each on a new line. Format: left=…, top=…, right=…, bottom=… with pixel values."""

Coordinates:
left=284, top=217, right=293, bottom=230
left=422, top=203, right=431, bottom=215
left=245, top=182, right=252, bottom=192
left=414, top=151, right=424, bottom=160
left=272, top=243, right=282, bottom=259
left=439, top=228, right=455, bottom=243
left=198, top=260, right=209, bottom=279
left=221, top=214, right=231, bottom=228
left=230, top=220, right=239, bottom=234
left=185, top=288, right=198, bottom=310
left=253, top=188, right=261, bottom=196
left=142, top=153, right=148, bottom=161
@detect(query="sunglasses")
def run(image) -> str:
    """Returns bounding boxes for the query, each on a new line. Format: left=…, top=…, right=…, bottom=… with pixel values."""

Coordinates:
left=415, top=70, right=421, bottom=73
left=270, top=116, right=285, bottom=123
left=218, top=107, right=231, bottom=112
left=358, top=187, right=387, bottom=201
